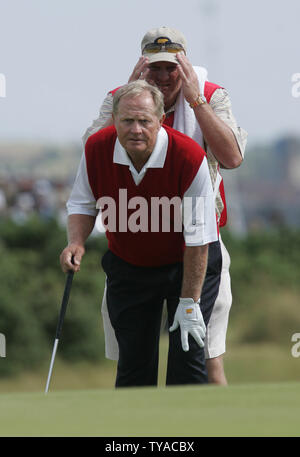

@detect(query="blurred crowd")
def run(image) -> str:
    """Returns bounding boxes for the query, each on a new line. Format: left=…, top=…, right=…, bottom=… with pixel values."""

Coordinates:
left=0, top=175, right=72, bottom=226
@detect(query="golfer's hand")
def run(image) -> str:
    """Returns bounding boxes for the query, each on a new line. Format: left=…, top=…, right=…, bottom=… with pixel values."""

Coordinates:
left=60, top=244, right=85, bottom=273
left=128, top=56, right=150, bottom=82
left=176, top=53, right=201, bottom=105
left=169, top=298, right=206, bottom=352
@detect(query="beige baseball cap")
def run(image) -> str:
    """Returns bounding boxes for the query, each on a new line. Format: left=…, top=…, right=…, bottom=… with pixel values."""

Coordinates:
left=141, top=26, right=187, bottom=64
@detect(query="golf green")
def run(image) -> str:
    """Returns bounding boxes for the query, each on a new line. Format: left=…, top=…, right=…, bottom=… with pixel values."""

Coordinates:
left=0, top=382, right=299, bottom=437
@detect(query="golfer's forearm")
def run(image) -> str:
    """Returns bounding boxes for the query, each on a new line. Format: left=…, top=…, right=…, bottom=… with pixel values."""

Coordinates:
left=181, top=245, right=208, bottom=302
left=193, top=104, right=242, bottom=169
left=67, top=214, right=96, bottom=246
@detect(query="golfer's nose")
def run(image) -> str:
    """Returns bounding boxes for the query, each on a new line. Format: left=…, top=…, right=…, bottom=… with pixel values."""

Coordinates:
left=130, top=121, right=143, bottom=134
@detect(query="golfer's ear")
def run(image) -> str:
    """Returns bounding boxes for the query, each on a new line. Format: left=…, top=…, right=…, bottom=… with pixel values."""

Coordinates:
left=160, top=114, right=166, bottom=126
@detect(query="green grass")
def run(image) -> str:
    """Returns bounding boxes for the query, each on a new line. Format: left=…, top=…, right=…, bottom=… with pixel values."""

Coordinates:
left=0, top=382, right=299, bottom=437
left=0, top=339, right=299, bottom=437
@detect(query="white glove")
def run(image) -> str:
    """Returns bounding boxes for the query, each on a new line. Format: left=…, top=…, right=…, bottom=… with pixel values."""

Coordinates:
left=169, top=298, right=206, bottom=352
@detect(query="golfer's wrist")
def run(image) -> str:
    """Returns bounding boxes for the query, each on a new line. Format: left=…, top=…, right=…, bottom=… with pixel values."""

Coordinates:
left=67, top=241, right=85, bottom=250
left=179, top=297, right=200, bottom=305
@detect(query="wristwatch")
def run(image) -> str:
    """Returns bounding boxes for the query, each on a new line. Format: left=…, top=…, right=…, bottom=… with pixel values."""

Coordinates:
left=189, top=93, right=207, bottom=109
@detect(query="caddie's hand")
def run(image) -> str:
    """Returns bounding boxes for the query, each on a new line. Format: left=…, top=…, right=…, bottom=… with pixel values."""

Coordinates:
left=176, top=53, right=200, bottom=105
left=60, top=244, right=85, bottom=273
left=169, top=298, right=206, bottom=351
left=128, top=56, right=150, bottom=83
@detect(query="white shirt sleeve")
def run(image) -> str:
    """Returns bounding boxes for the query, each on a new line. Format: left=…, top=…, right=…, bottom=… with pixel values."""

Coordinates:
left=66, top=153, right=98, bottom=217
left=82, top=93, right=113, bottom=146
left=209, top=88, right=248, bottom=158
left=183, top=157, right=218, bottom=246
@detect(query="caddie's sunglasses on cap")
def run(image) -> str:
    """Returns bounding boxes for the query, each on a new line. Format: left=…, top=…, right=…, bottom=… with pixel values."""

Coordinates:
left=143, top=38, right=185, bottom=54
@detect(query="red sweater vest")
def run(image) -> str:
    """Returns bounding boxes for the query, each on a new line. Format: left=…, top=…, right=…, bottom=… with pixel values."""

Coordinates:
left=85, top=125, right=206, bottom=266
left=109, top=82, right=228, bottom=227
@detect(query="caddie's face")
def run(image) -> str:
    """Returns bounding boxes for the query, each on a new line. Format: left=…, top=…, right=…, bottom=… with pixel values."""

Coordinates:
left=146, top=61, right=182, bottom=111
left=113, top=92, right=164, bottom=160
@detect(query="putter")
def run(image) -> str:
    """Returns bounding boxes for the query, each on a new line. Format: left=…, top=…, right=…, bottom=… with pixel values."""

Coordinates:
left=45, top=259, right=74, bottom=393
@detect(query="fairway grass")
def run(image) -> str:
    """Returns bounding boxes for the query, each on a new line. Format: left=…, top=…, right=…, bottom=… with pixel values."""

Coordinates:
left=0, top=382, right=299, bottom=437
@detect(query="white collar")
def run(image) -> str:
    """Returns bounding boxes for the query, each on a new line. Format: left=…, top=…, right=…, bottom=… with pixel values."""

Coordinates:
left=113, top=127, right=168, bottom=184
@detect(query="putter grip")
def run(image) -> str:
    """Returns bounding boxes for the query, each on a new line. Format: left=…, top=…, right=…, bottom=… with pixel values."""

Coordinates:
left=55, top=258, right=74, bottom=339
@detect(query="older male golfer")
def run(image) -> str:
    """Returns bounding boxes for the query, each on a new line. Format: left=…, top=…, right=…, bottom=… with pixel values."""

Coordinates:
left=60, top=80, right=218, bottom=387
left=83, top=26, right=248, bottom=385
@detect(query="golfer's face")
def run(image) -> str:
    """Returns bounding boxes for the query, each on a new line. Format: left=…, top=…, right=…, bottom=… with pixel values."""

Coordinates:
left=146, top=62, right=182, bottom=110
left=114, top=92, right=163, bottom=158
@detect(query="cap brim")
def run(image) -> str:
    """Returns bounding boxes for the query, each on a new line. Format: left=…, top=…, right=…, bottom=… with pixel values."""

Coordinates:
left=143, top=52, right=179, bottom=64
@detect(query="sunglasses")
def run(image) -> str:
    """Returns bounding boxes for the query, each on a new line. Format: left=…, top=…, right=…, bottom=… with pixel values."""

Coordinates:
left=143, top=42, right=185, bottom=54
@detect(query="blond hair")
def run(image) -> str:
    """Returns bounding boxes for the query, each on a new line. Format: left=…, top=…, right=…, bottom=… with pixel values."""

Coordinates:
left=112, top=80, right=165, bottom=119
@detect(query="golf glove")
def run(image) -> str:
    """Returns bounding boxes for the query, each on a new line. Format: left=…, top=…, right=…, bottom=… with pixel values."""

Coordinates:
left=169, top=298, right=206, bottom=352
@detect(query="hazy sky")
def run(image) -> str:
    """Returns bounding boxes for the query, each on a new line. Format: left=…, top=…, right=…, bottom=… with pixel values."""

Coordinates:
left=0, top=0, right=299, bottom=146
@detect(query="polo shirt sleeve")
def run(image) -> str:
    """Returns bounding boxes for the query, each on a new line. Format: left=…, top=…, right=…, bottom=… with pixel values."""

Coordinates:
left=82, top=93, right=114, bottom=146
left=182, top=157, right=218, bottom=246
left=209, top=88, right=248, bottom=158
left=66, top=153, right=98, bottom=217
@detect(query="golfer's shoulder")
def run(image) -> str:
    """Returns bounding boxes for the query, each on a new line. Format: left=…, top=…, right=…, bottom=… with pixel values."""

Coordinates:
left=163, top=125, right=206, bottom=164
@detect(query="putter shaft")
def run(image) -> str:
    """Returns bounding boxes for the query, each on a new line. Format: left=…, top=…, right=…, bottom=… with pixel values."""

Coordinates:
left=45, top=268, right=74, bottom=394
left=45, top=339, right=59, bottom=393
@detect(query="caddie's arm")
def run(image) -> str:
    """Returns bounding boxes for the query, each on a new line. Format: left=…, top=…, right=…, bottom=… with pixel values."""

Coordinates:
left=176, top=53, right=245, bottom=169
left=188, top=98, right=242, bottom=169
